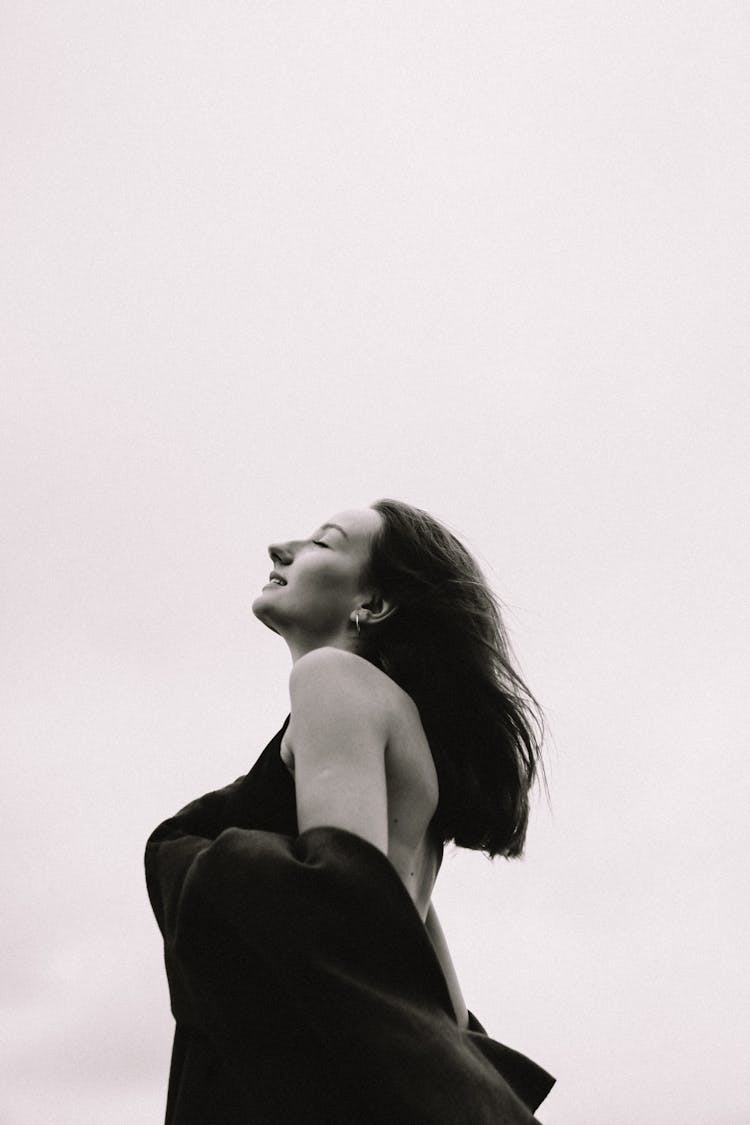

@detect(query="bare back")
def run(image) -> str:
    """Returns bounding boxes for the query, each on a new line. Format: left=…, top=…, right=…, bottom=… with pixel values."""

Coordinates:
left=381, top=684, right=441, bottom=921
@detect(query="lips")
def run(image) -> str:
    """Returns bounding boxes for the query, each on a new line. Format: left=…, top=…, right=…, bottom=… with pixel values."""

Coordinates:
left=268, top=571, right=287, bottom=586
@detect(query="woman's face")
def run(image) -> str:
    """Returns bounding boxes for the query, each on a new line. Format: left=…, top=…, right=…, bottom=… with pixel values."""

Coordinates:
left=251, top=507, right=384, bottom=657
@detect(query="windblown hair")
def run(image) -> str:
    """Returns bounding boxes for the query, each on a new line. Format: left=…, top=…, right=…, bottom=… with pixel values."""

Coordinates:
left=358, top=499, right=545, bottom=859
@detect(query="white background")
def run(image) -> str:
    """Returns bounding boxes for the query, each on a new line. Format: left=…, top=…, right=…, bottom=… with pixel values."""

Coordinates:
left=2, top=3, right=748, bottom=1122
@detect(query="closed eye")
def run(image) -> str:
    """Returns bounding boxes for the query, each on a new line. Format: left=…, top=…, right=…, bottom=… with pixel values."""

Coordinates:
left=312, top=540, right=329, bottom=548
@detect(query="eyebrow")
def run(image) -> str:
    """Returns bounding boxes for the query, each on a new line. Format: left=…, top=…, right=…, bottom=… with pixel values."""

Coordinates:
left=319, top=522, right=350, bottom=540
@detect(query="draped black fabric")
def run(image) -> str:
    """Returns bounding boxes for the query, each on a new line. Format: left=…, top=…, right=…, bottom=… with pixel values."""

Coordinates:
left=145, top=718, right=555, bottom=1124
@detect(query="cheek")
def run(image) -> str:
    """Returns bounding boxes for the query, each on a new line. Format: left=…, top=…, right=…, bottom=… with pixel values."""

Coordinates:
left=296, top=561, right=356, bottom=603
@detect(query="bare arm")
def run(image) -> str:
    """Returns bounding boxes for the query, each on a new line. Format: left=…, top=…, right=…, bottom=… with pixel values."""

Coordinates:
left=424, top=903, right=469, bottom=1030
left=287, top=647, right=389, bottom=855
left=288, top=648, right=468, bottom=1030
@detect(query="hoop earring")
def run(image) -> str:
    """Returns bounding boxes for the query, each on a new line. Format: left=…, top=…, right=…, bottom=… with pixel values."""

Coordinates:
left=355, top=612, right=361, bottom=635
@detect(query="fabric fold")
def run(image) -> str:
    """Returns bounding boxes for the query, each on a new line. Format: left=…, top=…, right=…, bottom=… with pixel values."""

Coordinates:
left=145, top=723, right=554, bottom=1124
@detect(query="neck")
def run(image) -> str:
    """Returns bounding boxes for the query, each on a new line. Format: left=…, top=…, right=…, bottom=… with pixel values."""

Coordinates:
left=284, top=631, right=358, bottom=665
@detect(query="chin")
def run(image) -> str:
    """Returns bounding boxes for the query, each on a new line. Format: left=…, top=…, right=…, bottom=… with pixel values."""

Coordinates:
left=251, top=597, right=281, bottom=635
left=251, top=595, right=270, bottom=621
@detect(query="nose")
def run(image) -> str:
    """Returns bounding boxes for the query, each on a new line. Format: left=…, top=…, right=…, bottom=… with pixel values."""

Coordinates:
left=268, top=542, right=293, bottom=567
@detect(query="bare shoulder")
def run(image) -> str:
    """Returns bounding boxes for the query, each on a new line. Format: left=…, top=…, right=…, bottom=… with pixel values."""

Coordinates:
left=290, top=646, right=398, bottom=709
left=286, top=646, right=439, bottom=884
left=286, top=647, right=413, bottom=758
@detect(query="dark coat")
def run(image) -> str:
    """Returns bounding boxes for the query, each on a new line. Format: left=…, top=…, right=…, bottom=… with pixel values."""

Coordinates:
left=145, top=719, right=555, bottom=1124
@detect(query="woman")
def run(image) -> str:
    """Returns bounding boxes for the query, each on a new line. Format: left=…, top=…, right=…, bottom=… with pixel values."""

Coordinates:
left=145, top=499, right=554, bottom=1124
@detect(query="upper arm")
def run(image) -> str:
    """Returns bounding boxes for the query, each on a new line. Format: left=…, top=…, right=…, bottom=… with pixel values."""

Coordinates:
left=287, top=648, right=389, bottom=855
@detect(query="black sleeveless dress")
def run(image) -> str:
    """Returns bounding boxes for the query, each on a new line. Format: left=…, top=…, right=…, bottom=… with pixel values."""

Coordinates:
left=145, top=717, right=555, bottom=1125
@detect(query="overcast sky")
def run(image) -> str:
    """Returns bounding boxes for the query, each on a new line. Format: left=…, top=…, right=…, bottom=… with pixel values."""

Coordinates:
left=2, top=3, right=749, bottom=1123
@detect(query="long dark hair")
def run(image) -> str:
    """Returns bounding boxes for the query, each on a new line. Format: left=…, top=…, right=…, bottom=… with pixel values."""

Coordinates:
left=358, top=498, right=545, bottom=859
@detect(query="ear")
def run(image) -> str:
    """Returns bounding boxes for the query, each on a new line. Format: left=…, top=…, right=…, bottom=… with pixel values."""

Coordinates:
left=356, top=591, right=398, bottom=628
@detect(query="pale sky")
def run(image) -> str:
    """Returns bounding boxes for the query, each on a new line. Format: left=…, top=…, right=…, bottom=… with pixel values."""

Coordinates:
left=2, top=4, right=749, bottom=1123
